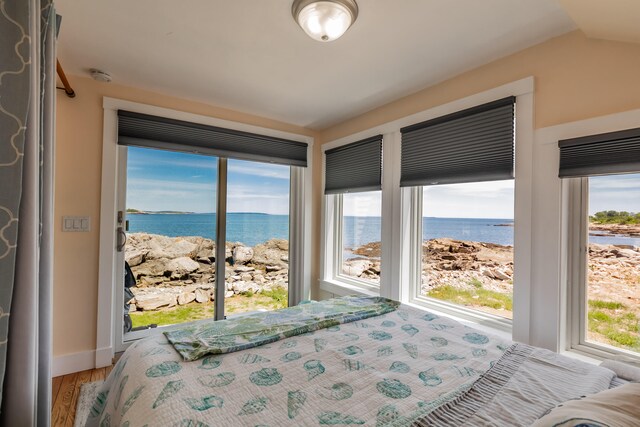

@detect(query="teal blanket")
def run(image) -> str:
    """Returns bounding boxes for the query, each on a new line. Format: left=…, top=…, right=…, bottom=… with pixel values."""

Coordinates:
left=165, top=295, right=400, bottom=361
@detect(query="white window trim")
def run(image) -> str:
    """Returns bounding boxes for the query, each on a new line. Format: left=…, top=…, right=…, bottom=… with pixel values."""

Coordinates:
left=565, top=176, right=640, bottom=361
left=408, top=188, right=514, bottom=334
left=96, top=98, right=314, bottom=367
left=332, top=192, right=382, bottom=292
left=533, top=107, right=640, bottom=359
left=321, top=78, right=535, bottom=340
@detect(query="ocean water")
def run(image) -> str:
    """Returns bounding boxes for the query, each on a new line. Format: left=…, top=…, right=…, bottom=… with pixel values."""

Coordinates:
left=126, top=213, right=640, bottom=248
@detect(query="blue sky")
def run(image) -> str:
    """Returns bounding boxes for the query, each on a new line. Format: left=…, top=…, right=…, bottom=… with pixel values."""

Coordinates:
left=589, top=174, right=640, bottom=215
left=126, top=147, right=290, bottom=215
left=127, top=148, right=640, bottom=218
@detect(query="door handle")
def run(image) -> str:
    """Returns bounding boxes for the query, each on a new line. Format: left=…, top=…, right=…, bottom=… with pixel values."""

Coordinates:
left=117, top=227, right=127, bottom=252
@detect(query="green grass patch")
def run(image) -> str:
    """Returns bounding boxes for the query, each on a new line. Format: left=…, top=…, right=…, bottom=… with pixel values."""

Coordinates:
left=130, top=304, right=212, bottom=328
left=130, top=287, right=289, bottom=328
left=262, top=287, right=288, bottom=305
left=469, top=278, right=483, bottom=289
left=427, top=285, right=512, bottom=312
left=587, top=299, right=639, bottom=351
left=589, top=300, right=625, bottom=310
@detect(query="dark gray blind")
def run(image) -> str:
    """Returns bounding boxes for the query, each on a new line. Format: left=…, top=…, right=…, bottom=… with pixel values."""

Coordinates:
left=325, top=135, right=383, bottom=194
left=117, top=110, right=307, bottom=167
left=400, top=97, right=515, bottom=187
left=558, top=127, right=640, bottom=178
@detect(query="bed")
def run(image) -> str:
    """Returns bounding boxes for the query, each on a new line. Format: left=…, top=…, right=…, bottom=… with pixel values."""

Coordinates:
left=85, top=296, right=634, bottom=426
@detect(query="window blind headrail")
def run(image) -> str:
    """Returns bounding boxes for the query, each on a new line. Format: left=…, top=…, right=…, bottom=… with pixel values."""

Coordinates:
left=325, top=135, right=383, bottom=155
left=558, top=127, right=640, bottom=178
left=558, top=128, right=640, bottom=149
left=117, top=110, right=308, bottom=167
left=400, top=96, right=516, bottom=134
left=325, top=135, right=383, bottom=194
left=400, top=97, right=515, bottom=187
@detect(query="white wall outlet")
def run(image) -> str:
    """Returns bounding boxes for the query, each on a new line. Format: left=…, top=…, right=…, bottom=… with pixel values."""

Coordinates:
left=62, top=216, right=91, bottom=232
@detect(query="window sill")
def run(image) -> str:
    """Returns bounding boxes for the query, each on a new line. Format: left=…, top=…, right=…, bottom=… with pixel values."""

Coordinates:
left=403, top=300, right=512, bottom=341
left=319, top=279, right=380, bottom=298
left=408, top=296, right=513, bottom=336
left=568, top=343, right=640, bottom=364
left=319, top=280, right=512, bottom=341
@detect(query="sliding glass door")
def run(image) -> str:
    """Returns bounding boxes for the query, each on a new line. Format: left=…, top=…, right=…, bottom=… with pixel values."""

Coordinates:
left=118, top=147, right=293, bottom=338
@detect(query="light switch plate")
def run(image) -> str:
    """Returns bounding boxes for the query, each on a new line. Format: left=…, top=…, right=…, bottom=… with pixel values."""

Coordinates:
left=62, top=216, right=91, bottom=232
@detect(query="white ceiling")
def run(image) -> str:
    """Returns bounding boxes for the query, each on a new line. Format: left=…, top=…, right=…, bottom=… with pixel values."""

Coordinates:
left=56, top=0, right=576, bottom=130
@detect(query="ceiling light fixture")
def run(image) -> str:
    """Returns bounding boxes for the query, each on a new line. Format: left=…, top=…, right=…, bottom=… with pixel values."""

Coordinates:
left=292, top=0, right=358, bottom=42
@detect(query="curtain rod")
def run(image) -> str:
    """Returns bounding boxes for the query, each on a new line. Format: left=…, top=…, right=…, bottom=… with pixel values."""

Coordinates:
left=56, top=59, right=75, bottom=98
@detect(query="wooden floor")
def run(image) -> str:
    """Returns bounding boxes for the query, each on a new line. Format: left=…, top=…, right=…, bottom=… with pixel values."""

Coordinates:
left=51, top=365, right=113, bottom=427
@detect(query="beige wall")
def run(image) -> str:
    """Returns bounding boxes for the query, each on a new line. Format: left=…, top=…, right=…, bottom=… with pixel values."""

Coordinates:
left=54, top=76, right=319, bottom=358
left=321, top=31, right=640, bottom=142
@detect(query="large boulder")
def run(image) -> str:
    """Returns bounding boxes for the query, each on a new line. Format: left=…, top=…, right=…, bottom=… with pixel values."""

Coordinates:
left=342, top=259, right=373, bottom=277
left=125, top=249, right=147, bottom=267
left=252, top=239, right=289, bottom=268
left=166, top=257, right=200, bottom=277
left=132, top=234, right=199, bottom=260
left=136, top=293, right=176, bottom=311
left=177, top=292, right=196, bottom=305
left=131, top=259, right=171, bottom=279
left=195, top=288, right=211, bottom=303
left=233, top=246, right=254, bottom=264
left=232, top=281, right=259, bottom=294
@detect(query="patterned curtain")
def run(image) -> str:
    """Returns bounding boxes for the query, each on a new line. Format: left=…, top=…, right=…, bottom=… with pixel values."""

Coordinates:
left=0, top=0, right=55, bottom=424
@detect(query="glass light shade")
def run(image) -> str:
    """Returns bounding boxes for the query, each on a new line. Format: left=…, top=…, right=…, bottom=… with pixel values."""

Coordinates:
left=297, top=1, right=354, bottom=42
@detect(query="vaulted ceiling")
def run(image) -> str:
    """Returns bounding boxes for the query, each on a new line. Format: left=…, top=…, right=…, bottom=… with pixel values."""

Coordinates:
left=54, top=1, right=633, bottom=130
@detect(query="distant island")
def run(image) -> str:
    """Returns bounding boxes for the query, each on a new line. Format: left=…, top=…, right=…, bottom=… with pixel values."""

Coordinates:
left=590, top=210, right=640, bottom=225
left=126, top=208, right=195, bottom=215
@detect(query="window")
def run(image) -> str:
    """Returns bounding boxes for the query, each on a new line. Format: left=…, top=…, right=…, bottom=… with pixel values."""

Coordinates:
left=580, top=174, right=640, bottom=354
left=419, top=180, right=514, bottom=318
left=560, top=126, right=640, bottom=357
left=322, top=135, right=383, bottom=291
left=401, top=97, right=516, bottom=322
left=339, top=191, right=381, bottom=285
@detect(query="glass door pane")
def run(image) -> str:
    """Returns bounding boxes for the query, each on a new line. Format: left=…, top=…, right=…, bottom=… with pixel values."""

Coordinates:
left=224, top=159, right=290, bottom=316
left=123, top=147, right=217, bottom=332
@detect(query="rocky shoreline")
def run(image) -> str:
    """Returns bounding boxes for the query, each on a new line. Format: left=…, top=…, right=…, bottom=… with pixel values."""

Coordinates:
left=347, top=237, right=640, bottom=308
left=589, top=223, right=640, bottom=237
left=126, top=232, right=640, bottom=313
left=125, top=233, right=289, bottom=312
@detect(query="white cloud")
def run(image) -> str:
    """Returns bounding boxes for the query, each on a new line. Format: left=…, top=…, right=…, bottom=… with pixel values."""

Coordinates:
left=588, top=174, right=640, bottom=214
left=128, top=156, right=217, bottom=171
left=423, top=180, right=515, bottom=219
left=227, top=161, right=290, bottom=180
left=126, top=179, right=290, bottom=215
left=343, top=192, right=381, bottom=217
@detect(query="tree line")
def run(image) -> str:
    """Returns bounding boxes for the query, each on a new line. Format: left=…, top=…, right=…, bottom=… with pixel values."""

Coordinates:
left=590, top=210, right=640, bottom=225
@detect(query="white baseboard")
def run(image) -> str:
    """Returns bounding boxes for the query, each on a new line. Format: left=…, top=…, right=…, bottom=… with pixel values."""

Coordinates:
left=95, top=346, right=114, bottom=369
left=52, top=350, right=96, bottom=377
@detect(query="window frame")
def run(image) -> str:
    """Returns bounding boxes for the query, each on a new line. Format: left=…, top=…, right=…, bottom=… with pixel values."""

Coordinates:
left=321, top=78, right=534, bottom=341
left=406, top=185, right=514, bottom=333
left=97, top=97, right=314, bottom=366
left=566, top=176, right=640, bottom=361
left=331, top=192, right=383, bottom=292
